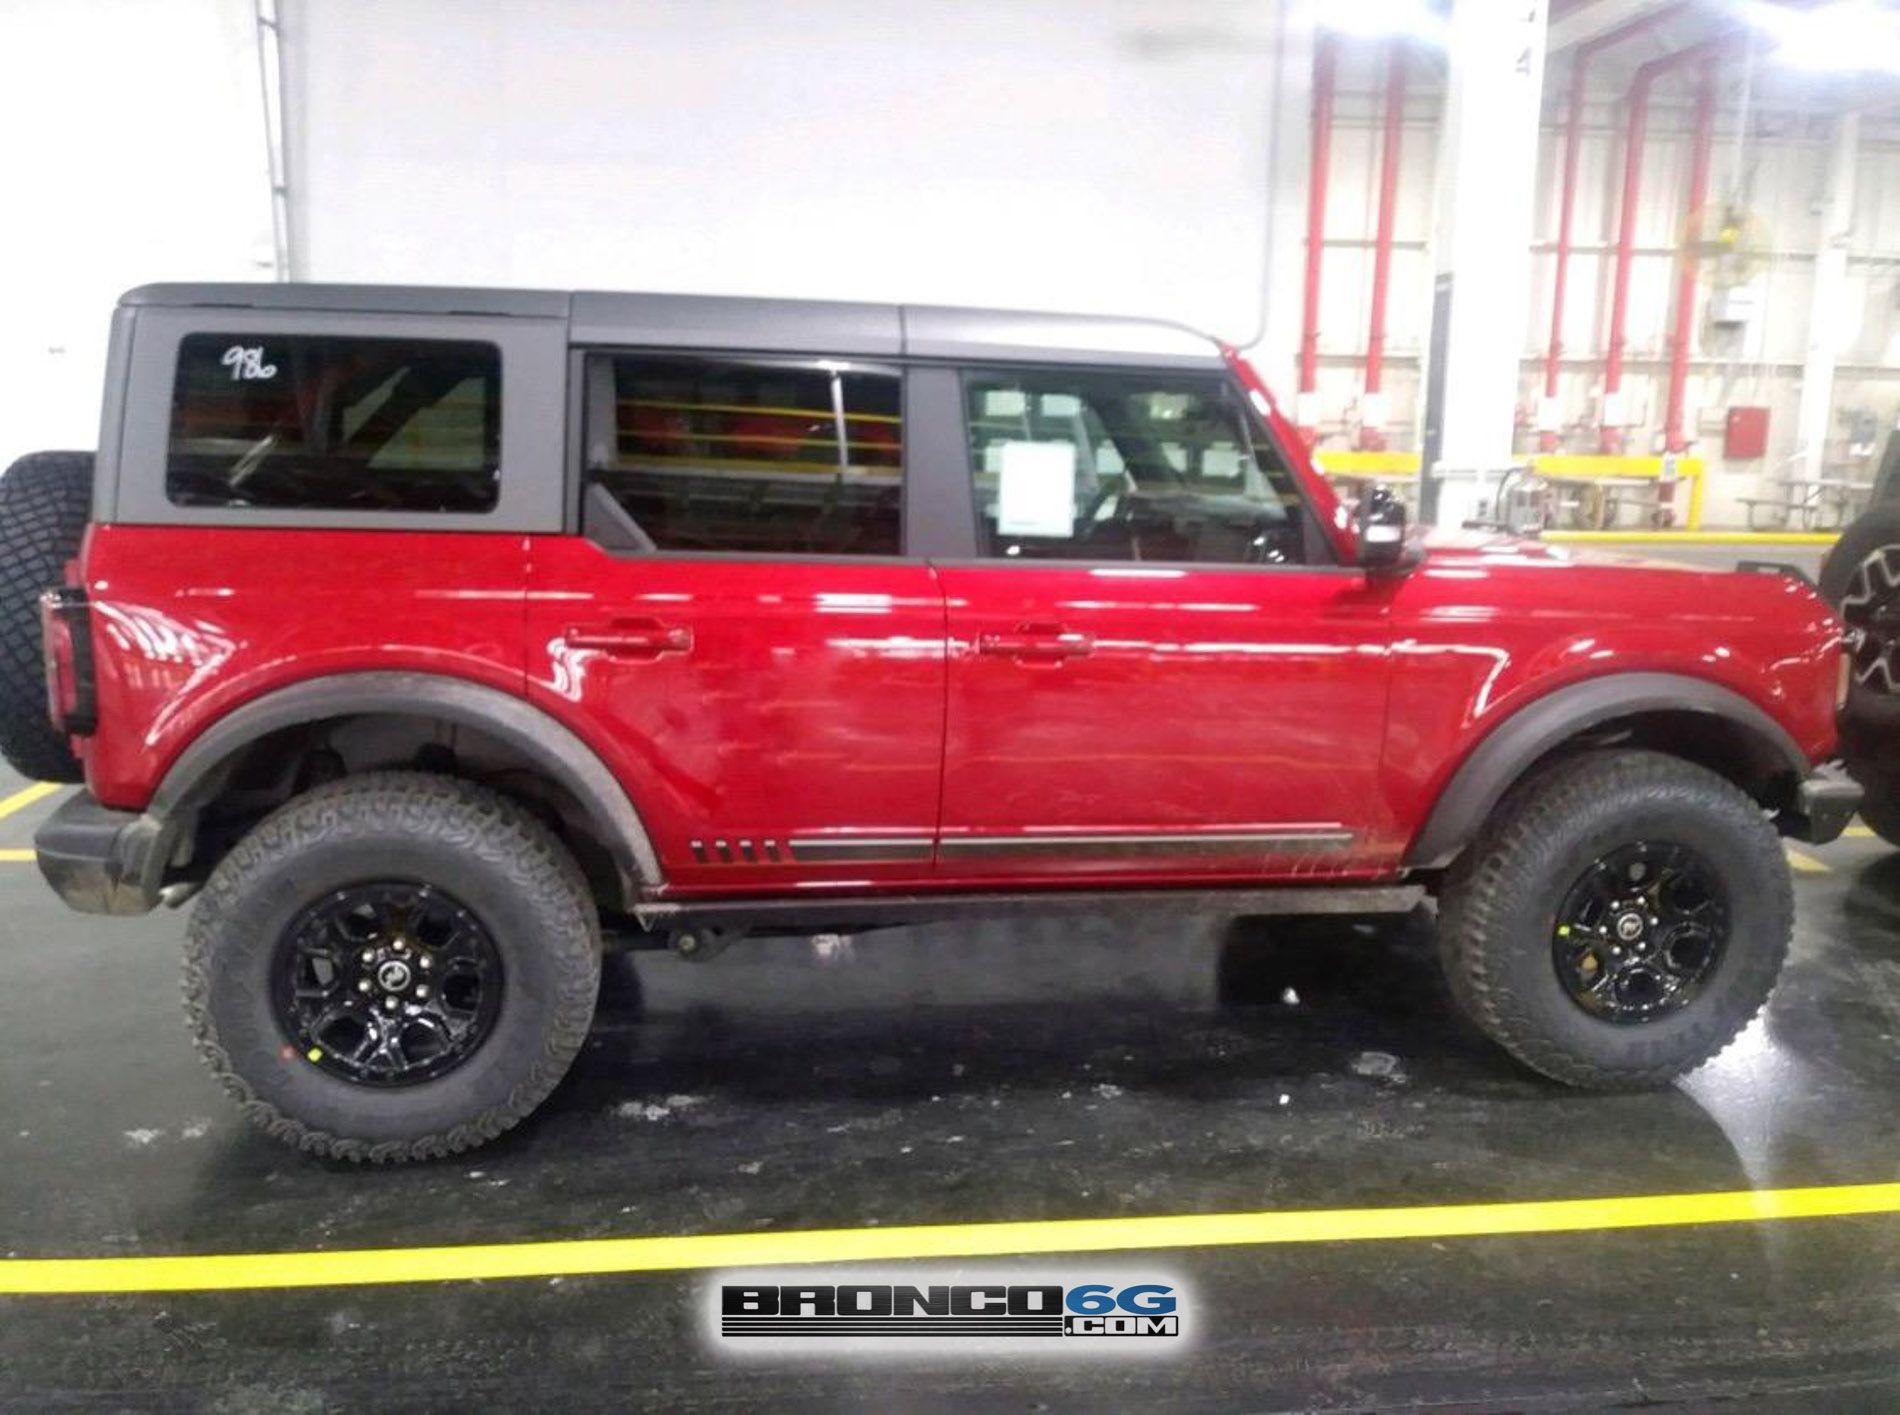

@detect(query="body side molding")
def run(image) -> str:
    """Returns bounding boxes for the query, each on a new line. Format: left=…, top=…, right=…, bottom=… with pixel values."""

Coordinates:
left=1405, top=671, right=1809, bottom=869
left=150, top=671, right=662, bottom=902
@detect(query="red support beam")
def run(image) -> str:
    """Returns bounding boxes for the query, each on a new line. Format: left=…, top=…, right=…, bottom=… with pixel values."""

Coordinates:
left=1664, top=62, right=1717, bottom=454
left=1601, top=33, right=1739, bottom=455
left=1543, top=3, right=1688, bottom=453
left=1358, top=41, right=1406, bottom=452
left=1297, top=33, right=1337, bottom=444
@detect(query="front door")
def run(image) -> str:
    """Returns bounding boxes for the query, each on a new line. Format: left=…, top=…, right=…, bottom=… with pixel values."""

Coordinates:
left=527, top=352, right=946, bottom=896
left=935, top=364, right=1396, bottom=883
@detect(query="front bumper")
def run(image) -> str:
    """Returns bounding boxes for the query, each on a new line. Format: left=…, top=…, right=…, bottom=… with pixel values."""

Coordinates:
left=1781, top=763, right=1861, bottom=845
left=35, top=792, right=176, bottom=916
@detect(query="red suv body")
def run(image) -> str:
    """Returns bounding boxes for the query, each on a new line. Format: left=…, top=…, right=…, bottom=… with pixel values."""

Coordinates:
left=3, top=283, right=1856, bottom=1160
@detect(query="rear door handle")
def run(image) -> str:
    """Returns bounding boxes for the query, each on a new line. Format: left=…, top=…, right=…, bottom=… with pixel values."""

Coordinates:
left=976, top=626, right=1094, bottom=661
left=566, top=619, right=693, bottom=658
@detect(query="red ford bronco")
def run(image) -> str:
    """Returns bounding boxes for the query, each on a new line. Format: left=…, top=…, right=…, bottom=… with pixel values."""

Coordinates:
left=0, top=283, right=1858, bottom=1161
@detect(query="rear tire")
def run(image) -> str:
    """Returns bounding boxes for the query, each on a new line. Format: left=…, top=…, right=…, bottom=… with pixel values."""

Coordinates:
left=0, top=452, right=93, bottom=783
left=183, top=772, right=602, bottom=1162
left=1439, top=750, right=1790, bottom=1089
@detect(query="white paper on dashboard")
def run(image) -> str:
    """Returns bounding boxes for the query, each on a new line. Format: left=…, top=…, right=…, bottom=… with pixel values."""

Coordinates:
left=995, top=440, right=1076, bottom=538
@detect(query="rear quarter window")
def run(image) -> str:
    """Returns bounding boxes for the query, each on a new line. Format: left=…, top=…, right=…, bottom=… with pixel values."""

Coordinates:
left=166, top=334, right=500, bottom=512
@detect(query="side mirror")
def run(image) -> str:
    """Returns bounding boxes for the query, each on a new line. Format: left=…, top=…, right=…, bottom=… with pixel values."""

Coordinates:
left=1356, top=483, right=1409, bottom=571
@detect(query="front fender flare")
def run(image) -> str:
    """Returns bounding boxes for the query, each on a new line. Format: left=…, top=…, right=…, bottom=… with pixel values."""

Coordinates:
left=150, top=671, right=661, bottom=904
left=1405, top=671, right=1809, bottom=869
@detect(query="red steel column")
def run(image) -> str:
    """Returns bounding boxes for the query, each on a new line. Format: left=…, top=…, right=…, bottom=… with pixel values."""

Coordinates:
left=1542, top=4, right=1686, bottom=452
left=1297, top=33, right=1336, bottom=445
left=1663, top=63, right=1717, bottom=454
left=1601, top=34, right=1735, bottom=455
left=1358, top=42, right=1405, bottom=452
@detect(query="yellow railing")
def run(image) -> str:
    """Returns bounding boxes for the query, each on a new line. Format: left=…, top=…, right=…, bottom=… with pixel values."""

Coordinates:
left=1313, top=451, right=1707, bottom=530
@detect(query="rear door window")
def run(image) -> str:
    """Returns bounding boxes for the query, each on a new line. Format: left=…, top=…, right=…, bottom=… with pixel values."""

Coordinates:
left=588, top=355, right=902, bottom=556
left=167, top=334, right=500, bottom=512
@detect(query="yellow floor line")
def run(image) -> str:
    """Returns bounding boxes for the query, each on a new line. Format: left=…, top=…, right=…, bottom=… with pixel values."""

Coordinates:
left=0, top=780, right=60, bottom=822
left=1785, top=845, right=1830, bottom=874
left=0, top=848, right=33, bottom=862
left=5, top=1182, right=1900, bottom=1295
left=1845, top=824, right=1876, bottom=839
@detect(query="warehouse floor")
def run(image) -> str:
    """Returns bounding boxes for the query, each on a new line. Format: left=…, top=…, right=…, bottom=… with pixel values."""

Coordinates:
left=3, top=745, right=1899, bottom=1409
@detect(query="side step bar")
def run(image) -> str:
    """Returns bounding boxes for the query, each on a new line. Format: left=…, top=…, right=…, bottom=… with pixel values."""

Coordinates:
left=631, top=883, right=1425, bottom=935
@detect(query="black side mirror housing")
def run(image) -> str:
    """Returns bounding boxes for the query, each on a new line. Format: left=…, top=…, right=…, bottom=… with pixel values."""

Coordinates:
left=1357, top=483, right=1410, bottom=572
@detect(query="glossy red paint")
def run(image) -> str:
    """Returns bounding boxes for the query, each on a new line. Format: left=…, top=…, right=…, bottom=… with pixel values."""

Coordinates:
left=77, top=525, right=531, bottom=810
left=937, top=562, right=1400, bottom=881
left=524, top=536, right=947, bottom=893
left=71, top=487, right=1840, bottom=902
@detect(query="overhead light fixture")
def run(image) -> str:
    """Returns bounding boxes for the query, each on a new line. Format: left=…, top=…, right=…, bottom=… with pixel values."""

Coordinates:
left=1742, top=0, right=1900, bottom=73
left=1319, top=0, right=1447, bottom=45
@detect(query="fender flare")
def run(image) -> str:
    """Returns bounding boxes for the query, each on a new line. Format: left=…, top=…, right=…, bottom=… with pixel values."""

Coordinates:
left=1405, top=671, right=1809, bottom=869
left=150, top=671, right=662, bottom=903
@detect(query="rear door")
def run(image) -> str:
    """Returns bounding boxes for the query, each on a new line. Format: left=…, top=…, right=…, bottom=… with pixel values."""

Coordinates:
left=525, top=351, right=947, bottom=896
left=934, top=364, right=1398, bottom=883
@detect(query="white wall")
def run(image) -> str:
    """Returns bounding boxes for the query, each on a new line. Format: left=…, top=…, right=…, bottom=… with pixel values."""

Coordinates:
left=0, top=0, right=275, bottom=468
left=286, top=0, right=1305, bottom=363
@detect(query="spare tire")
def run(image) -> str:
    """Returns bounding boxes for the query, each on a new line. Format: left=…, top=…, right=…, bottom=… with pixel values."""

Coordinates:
left=0, top=452, right=94, bottom=783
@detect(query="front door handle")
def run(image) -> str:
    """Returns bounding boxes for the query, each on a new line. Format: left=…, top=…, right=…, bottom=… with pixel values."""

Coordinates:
left=566, top=619, right=693, bottom=658
left=976, top=626, right=1094, bottom=661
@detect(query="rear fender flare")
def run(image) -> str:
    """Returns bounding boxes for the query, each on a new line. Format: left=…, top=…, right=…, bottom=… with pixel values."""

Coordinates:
left=150, top=671, right=661, bottom=903
left=1405, top=671, right=1808, bottom=869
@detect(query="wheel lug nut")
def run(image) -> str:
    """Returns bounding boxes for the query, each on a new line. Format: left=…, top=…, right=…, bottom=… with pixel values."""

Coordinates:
left=419, top=955, right=432, bottom=971
left=393, top=939, right=408, bottom=952
left=384, top=996, right=398, bottom=1011
left=415, top=984, right=429, bottom=999
left=360, top=950, right=374, bottom=964
left=357, top=979, right=372, bottom=993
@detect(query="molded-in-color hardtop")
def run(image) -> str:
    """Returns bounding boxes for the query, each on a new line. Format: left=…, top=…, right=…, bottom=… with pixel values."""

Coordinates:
left=118, top=283, right=1228, bottom=369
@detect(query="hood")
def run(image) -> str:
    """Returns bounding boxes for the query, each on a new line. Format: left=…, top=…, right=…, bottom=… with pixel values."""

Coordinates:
left=1420, top=527, right=1696, bottom=573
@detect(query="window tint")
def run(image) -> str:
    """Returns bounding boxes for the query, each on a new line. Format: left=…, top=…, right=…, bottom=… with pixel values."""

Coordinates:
left=167, top=335, right=500, bottom=512
left=590, top=356, right=901, bottom=556
left=963, top=368, right=1315, bottom=565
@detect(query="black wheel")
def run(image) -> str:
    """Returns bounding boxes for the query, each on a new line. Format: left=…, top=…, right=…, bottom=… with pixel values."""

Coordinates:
left=1822, top=503, right=1900, bottom=739
left=0, top=452, right=92, bottom=783
left=184, top=772, right=602, bottom=1161
left=1439, top=750, right=1790, bottom=1089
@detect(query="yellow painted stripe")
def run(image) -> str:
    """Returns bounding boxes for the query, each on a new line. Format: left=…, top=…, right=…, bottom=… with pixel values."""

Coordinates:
left=1785, top=845, right=1830, bottom=874
left=0, top=848, right=34, bottom=862
left=1530, top=454, right=1705, bottom=479
left=1544, top=530, right=1839, bottom=547
left=0, top=780, right=60, bottom=821
left=1845, top=824, right=1876, bottom=839
left=6, top=1182, right=1900, bottom=1295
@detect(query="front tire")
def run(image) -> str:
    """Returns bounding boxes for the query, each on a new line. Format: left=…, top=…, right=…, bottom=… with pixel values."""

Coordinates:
left=184, top=772, right=602, bottom=1161
left=1439, top=750, right=1790, bottom=1089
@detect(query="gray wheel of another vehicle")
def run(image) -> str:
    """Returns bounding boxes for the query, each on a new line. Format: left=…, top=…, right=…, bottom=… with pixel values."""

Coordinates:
left=183, top=772, right=602, bottom=1162
left=1439, top=750, right=1790, bottom=1090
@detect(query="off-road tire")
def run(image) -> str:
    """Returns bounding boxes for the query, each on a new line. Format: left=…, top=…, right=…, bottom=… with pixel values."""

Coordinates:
left=1822, top=502, right=1900, bottom=739
left=184, top=772, right=602, bottom=1162
left=0, top=452, right=93, bottom=783
left=1439, top=750, right=1791, bottom=1089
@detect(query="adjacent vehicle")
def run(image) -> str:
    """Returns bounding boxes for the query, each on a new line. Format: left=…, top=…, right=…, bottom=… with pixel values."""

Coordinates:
left=1820, top=429, right=1900, bottom=838
left=0, top=283, right=1858, bottom=1161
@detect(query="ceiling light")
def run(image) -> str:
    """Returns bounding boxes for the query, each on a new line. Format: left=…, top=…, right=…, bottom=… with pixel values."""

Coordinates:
left=1743, top=0, right=1900, bottom=73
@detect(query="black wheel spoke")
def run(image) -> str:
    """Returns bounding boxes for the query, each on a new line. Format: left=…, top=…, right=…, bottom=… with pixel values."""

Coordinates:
left=272, top=880, right=504, bottom=1087
left=1552, top=841, right=1728, bottom=1025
